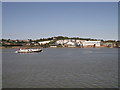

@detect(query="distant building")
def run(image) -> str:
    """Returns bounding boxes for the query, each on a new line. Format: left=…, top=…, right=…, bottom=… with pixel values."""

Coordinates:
left=67, top=41, right=76, bottom=46
left=83, top=41, right=101, bottom=47
left=102, top=42, right=115, bottom=47
left=38, top=41, right=51, bottom=45
left=50, top=46, right=57, bottom=48
left=56, top=40, right=64, bottom=45
left=56, top=39, right=86, bottom=47
left=63, top=40, right=68, bottom=43
left=34, top=43, right=39, bottom=46
left=66, top=41, right=78, bottom=47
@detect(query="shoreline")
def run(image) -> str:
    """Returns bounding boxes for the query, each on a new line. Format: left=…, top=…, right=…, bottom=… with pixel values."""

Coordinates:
left=0, top=46, right=118, bottom=49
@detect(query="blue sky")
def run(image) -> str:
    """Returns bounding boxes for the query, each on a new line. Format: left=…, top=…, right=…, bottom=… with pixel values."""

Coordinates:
left=2, top=2, right=118, bottom=40
left=0, top=1, right=1, bottom=39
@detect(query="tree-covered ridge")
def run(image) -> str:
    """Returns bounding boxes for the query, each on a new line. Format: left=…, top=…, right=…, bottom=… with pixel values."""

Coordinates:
left=35, top=36, right=103, bottom=41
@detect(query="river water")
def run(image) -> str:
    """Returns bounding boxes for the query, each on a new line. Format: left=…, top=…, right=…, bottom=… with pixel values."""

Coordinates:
left=2, top=48, right=118, bottom=88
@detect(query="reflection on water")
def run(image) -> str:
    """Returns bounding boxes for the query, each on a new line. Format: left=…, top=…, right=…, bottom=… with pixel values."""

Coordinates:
left=2, top=48, right=118, bottom=88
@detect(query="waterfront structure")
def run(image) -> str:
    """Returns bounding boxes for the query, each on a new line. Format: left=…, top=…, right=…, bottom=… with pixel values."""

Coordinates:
left=66, top=41, right=77, bottom=47
left=67, top=41, right=75, bottom=46
left=101, top=42, right=117, bottom=48
left=38, top=41, right=51, bottom=45
left=82, top=41, right=101, bottom=47
left=56, top=40, right=64, bottom=45
left=56, top=39, right=83, bottom=47
left=50, top=46, right=57, bottom=48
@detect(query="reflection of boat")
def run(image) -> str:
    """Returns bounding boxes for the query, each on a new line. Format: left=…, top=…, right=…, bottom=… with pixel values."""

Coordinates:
left=15, top=48, right=42, bottom=53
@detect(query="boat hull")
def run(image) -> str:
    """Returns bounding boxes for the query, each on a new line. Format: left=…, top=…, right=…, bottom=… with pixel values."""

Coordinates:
left=15, top=49, right=42, bottom=53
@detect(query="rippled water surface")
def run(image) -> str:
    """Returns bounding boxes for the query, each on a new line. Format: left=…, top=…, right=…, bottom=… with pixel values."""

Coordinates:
left=2, top=48, right=118, bottom=88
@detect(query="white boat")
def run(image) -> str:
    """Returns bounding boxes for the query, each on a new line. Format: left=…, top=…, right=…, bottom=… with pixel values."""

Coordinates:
left=15, top=48, right=42, bottom=53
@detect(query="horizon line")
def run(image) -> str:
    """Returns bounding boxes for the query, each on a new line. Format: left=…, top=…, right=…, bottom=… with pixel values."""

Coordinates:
left=1, top=36, right=118, bottom=41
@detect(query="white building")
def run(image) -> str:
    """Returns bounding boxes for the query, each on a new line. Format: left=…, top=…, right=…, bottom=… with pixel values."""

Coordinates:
left=38, top=41, right=51, bottom=45
left=63, top=40, right=68, bottom=43
left=67, top=41, right=76, bottom=46
left=50, top=46, right=57, bottom=48
left=83, top=41, right=101, bottom=47
left=56, top=40, right=64, bottom=45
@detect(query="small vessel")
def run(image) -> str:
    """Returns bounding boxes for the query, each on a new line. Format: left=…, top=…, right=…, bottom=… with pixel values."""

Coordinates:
left=15, top=48, right=42, bottom=53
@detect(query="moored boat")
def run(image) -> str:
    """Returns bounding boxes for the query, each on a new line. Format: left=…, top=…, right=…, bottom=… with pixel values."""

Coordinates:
left=15, top=48, right=42, bottom=53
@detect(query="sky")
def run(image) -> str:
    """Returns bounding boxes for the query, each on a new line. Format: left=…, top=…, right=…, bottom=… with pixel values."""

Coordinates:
left=0, top=1, right=1, bottom=39
left=2, top=2, right=118, bottom=40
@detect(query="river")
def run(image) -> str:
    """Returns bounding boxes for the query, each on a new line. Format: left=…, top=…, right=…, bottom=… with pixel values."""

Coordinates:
left=2, top=48, right=118, bottom=88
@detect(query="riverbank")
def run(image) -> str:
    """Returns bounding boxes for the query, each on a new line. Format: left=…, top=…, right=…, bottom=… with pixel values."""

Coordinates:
left=0, top=46, right=118, bottom=49
left=0, top=46, right=43, bottom=49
